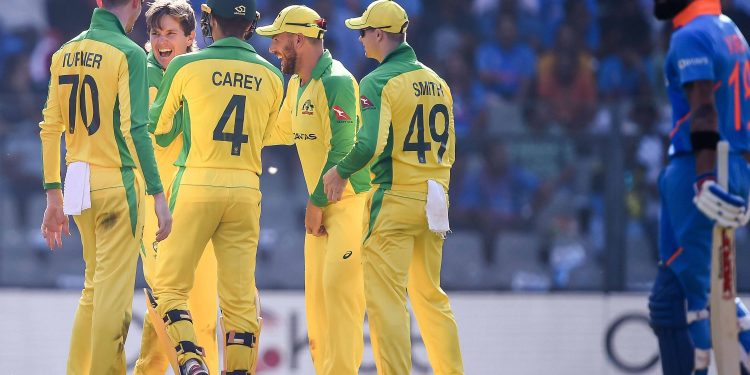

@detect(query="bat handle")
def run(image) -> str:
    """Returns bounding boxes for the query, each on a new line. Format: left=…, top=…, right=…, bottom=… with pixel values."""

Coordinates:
left=717, top=140, right=729, bottom=189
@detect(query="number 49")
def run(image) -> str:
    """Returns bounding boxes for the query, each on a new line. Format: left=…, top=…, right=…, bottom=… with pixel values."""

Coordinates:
left=403, top=103, right=450, bottom=164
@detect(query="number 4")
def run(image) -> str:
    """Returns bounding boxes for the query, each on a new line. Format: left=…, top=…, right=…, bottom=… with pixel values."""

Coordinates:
left=213, top=95, right=249, bottom=156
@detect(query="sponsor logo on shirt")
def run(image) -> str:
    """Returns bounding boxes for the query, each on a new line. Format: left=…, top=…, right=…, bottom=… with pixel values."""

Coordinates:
left=294, top=132, right=317, bottom=140
left=360, top=95, right=375, bottom=110
left=332, top=105, right=351, bottom=121
left=301, top=100, right=315, bottom=115
left=678, top=57, right=710, bottom=70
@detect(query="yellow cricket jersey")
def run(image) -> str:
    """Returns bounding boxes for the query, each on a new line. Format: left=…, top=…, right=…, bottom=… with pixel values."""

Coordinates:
left=40, top=8, right=162, bottom=194
left=264, top=50, right=370, bottom=207
left=337, top=43, right=455, bottom=192
left=146, top=51, right=182, bottom=181
left=149, top=37, right=284, bottom=179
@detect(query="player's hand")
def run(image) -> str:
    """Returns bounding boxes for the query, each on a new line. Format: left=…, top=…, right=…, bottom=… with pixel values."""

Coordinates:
left=694, top=175, right=750, bottom=228
left=41, top=189, right=70, bottom=250
left=323, top=166, right=347, bottom=202
left=305, top=200, right=326, bottom=237
left=152, top=192, right=173, bottom=241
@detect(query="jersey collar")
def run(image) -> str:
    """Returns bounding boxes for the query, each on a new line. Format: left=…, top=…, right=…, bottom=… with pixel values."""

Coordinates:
left=673, top=0, right=721, bottom=29
left=208, top=37, right=258, bottom=54
left=147, top=51, right=164, bottom=71
left=311, top=50, right=333, bottom=80
left=90, top=8, right=127, bottom=35
left=381, top=42, right=417, bottom=65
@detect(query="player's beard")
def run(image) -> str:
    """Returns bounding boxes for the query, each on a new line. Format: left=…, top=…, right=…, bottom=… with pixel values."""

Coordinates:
left=280, top=44, right=298, bottom=75
left=653, top=0, right=691, bottom=20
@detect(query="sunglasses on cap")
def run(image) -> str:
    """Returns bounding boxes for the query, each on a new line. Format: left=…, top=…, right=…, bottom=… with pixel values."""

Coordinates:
left=286, top=18, right=328, bottom=30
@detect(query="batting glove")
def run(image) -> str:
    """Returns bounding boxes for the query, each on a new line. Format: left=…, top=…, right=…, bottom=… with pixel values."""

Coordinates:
left=694, top=173, right=750, bottom=228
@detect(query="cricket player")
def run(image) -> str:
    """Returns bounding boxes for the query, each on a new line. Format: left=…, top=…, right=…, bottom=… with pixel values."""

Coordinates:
left=322, top=1, right=464, bottom=374
left=257, top=5, right=370, bottom=374
left=39, top=0, right=172, bottom=373
left=149, top=0, right=283, bottom=372
left=649, top=0, right=750, bottom=374
left=133, top=1, right=219, bottom=373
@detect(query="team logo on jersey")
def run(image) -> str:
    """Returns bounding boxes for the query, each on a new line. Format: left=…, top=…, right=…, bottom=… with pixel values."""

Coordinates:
left=301, top=100, right=315, bottom=115
left=360, top=95, right=375, bottom=110
left=234, top=5, right=246, bottom=16
left=332, top=105, right=351, bottom=121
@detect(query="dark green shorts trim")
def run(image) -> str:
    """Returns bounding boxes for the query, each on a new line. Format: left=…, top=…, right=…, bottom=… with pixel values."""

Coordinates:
left=168, top=166, right=186, bottom=213
left=120, top=167, right=138, bottom=236
left=365, top=188, right=385, bottom=242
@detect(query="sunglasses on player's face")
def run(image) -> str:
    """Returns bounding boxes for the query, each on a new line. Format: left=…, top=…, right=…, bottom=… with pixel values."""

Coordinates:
left=359, top=27, right=385, bottom=38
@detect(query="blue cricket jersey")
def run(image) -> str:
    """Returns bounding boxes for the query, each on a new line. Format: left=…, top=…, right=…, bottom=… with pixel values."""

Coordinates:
left=666, top=14, right=750, bottom=155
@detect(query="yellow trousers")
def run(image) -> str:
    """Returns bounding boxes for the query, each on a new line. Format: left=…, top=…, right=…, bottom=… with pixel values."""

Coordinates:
left=305, top=194, right=366, bottom=374
left=153, top=168, right=261, bottom=372
left=66, top=166, right=144, bottom=375
left=133, top=194, right=218, bottom=374
left=363, top=188, right=464, bottom=375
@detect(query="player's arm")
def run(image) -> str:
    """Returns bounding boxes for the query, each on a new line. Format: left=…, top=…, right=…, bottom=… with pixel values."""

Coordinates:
left=309, top=76, right=359, bottom=207
left=39, top=50, right=70, bottom=249
left=686, top=80, right=719, bottom=175
left=122, top=49, right=163, bottom=195
left=263, top=79, right=293, bottom=146
left=324, top=77, right=391, bottom=201
left=149, top=58, right=185, bottom=144
left=124, top=49, right=171, bottom=240
left=147, top=65, right=183, bottom=148
left=669, top=29, right=719, bottom=175
left=40, top=51, right=65, bottom=191
left=335, top=78, right=391, bottom=178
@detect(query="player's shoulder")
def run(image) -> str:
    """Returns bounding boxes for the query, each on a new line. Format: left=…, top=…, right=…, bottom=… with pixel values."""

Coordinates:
left=250, top=52, right=283, bottom=84
left=321, top=60, right=356, bottom=90
left=166, top=50, right=205, bottom=73
left=360, top=64, right=403, bottom=95
left=672, top=17, right=720, bottom=45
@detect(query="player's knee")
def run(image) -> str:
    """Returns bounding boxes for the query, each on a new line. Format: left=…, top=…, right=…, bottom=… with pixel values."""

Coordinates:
left=409, top=284, right=449, bottom=308
left=648, top=268, right=687, bottom=330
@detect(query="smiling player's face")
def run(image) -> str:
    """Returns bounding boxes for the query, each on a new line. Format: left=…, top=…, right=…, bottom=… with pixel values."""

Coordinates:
left=653, top=0, right=692, bottom=20
left=149, top=15, right=194, bottom=68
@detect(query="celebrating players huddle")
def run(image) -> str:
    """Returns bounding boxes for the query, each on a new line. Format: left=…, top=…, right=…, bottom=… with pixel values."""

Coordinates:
left=39, top=0, right=464, bottom=374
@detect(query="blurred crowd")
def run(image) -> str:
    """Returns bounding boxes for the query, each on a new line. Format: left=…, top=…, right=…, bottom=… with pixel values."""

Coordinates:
left=2, top=0, right=750, bottom=290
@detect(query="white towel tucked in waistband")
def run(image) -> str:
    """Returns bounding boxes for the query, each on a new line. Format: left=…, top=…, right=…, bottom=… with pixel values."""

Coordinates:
left=63, top=162, right=91, bottom=216
left=426, top=179, right=450, bottom=238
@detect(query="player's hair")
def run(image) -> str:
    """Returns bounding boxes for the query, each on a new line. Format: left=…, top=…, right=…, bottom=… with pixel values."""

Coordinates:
left=305, top=36, right=323, bottom=46
left=385, top=31, right=406, bottom=43
left=145, top=0, right=197, bottom=52
left=384, top=21, right=408, bottom=43
left=213, top=13, right=254, bottom=40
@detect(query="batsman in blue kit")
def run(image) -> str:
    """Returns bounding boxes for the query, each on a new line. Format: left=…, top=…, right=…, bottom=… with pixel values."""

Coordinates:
left=649, top=0, right=750, bottom=374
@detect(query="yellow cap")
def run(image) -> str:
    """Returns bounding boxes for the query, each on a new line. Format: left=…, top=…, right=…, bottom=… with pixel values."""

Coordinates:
left=345, top=0, right=408, bottom=33
left=256, top=5, right=326, bottom=39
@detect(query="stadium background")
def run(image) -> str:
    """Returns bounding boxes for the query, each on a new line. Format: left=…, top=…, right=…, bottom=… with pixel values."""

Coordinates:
left=1, top=0, right=750, bottom=373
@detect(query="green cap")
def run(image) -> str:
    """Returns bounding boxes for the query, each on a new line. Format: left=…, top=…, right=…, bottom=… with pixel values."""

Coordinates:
left=201, top=0, right=257, bottom=21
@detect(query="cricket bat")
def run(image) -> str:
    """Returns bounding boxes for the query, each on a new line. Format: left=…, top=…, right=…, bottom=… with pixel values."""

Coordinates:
left=710, top=140, right=740, bottom=375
